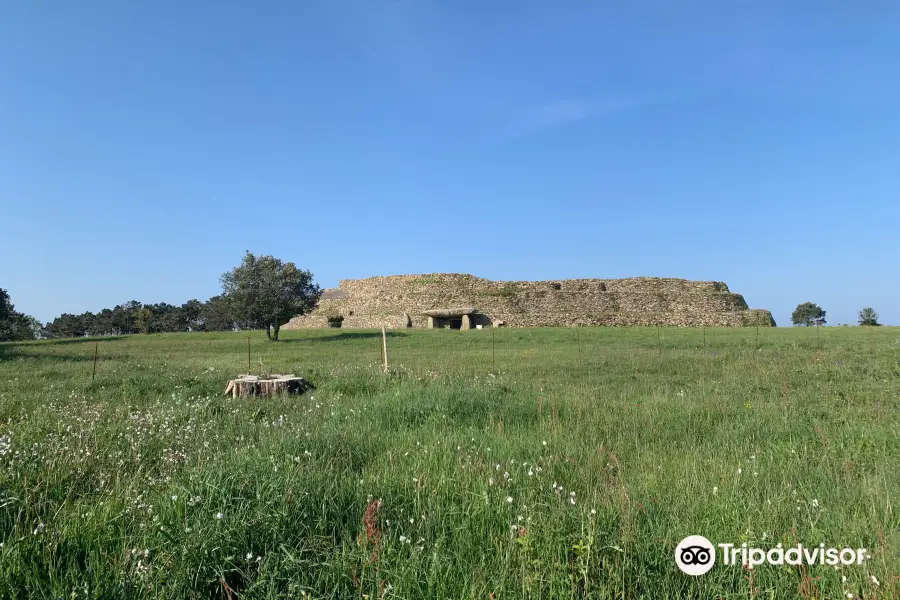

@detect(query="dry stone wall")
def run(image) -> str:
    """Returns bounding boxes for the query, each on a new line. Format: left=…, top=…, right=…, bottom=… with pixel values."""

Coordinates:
left=284, top=273, right=776, bottom=329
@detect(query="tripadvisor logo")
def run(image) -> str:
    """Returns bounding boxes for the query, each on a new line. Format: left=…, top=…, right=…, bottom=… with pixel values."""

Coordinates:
left=675, top=535, right=870, bottom=575
left=675, top=535, right=715, bottom=575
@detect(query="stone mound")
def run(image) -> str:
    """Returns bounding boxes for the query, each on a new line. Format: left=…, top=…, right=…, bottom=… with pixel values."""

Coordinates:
left=284, top=273, right=775, bottom=329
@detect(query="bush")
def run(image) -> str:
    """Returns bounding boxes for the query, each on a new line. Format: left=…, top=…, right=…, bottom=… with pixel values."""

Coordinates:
left=858, top=307, right=880, bottom=326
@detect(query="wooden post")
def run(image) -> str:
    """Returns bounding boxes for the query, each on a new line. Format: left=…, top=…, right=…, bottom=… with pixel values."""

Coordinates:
left=92, top=342, right=99, bottom=383
left=703, top=327, right=706, bottom=348
left=869, top=325, right=875, bottom=367
left=576, top=327, right=582, bottom=368
left=756, top=326, right=759, bottom=348
left=247, top=337, right=251, bottom=373
left=492, top=328, right=495, bottom=371
left=657, top=326, right=661, bottom=356
left=381, top=326, right=388, bottom=373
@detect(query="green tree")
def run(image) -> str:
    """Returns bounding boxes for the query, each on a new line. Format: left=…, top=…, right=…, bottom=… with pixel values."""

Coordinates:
left=201, top=295, right=236, bottom=331
left=858, top=307, right=880, bottom=326
left=0, top=288, right=41, bottom=341
left=0, top=289, right=14, bottom=340
left=180, top=299, right=205, bottom=331
left=112, top=302, right=139, bottom=334
left=791, top=302, right=826, bottom=327
left=133, top=306, right=153, bottom=334
left=221, top=252, right=320, bottom=341
left=45, top=313, right=85, bottom=338
left=145, top=302, right=177, bottom=333
left=93, top=308, right=116, bottom=335
left=19, top=315, right=44, bottom=339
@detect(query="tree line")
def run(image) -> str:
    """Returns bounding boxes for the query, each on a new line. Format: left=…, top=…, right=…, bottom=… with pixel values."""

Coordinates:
left=1, top=252, right=320, bottom=341
left=42, top=296, right=237, bottom=338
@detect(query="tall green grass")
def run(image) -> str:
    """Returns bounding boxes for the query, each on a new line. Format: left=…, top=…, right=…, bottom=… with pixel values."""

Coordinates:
left=0, top=327, right=898, bottom=598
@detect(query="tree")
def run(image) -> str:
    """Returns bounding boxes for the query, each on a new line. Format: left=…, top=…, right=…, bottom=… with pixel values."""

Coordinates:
left=133, top=306, right=153, bottom=334
left=145, top=302, right=178, bottom=333
left=112, top=302, right=138, bottom=334
left=858, top=307, right=880, bottom=326
left=0, top=289, right=15, bottom=341
left=93, top=308, right=116, bottom=335
left=220, top=252, right=320, bottom=341
left=791, top=302, right=826, bottom=327
left=45, top=313, right=88, bottom=338
left=201, top=295, right=236, bottom=331
left=180, top=299, right=205, bottom=331
left=0, top=288, right=41, bottom=341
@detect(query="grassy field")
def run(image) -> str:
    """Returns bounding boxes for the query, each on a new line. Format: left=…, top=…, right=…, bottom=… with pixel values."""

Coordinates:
left=0, top=326, right=898, bottom=599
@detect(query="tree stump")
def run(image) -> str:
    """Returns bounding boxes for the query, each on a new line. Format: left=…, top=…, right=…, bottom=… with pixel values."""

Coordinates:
left=223, top=374, right=314, bottom=398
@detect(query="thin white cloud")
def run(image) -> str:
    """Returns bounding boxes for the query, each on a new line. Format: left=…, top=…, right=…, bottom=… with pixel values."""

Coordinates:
left=526, top=101, right=592, bottom=130
left=491, top=95, right=656, bottom=143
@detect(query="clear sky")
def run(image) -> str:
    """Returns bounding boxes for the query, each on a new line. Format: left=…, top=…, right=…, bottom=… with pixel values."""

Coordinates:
left=2, top=1, right=898, bottom=327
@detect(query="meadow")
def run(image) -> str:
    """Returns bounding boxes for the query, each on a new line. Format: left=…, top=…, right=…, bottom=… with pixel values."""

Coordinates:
left=0, top=326, right=898, bottom=599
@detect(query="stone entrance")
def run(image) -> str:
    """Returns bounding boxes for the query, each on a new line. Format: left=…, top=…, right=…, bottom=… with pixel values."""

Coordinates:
left=422, top=308, right=476, bottom=329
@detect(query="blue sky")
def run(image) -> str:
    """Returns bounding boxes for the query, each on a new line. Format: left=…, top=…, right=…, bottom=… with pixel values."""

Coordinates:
left=2, top=1, right=898, bottom=327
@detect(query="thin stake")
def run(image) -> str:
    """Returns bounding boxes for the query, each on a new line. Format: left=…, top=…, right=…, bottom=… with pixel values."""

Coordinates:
left=492, top=328, right=496, bottom=372
left=870, top=326, right=875, bottom=373
left=703, top=327, right=706, bottom=348
left=576, top=326, right=582, bottom=368
left=657, top=326, right=661, bottom=355
left=756, top=326, right=759, bottom=348
left=381, top=326, right=389, bottom=373
left=247, top=337, right=251, bottom=374
left=92, top=342, right=99, bottom=383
